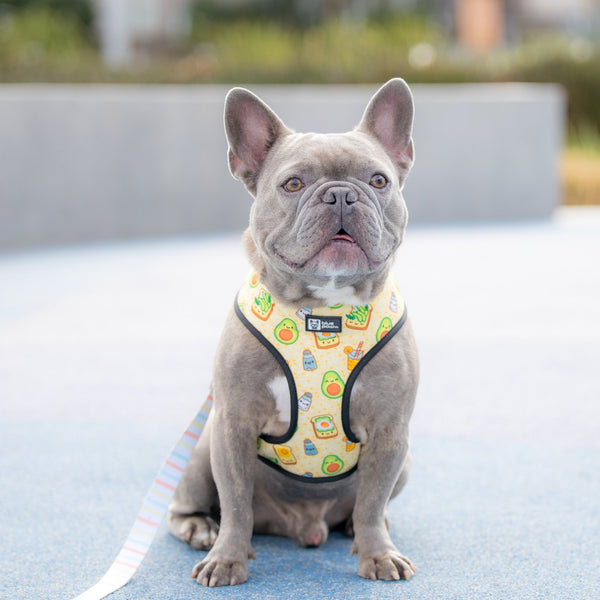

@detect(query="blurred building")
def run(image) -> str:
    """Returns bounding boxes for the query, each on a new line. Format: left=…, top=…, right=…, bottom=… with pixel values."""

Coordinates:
left=515, top=0, right=600, bottom=36
left=455, top=0, right=505, bottom=51
left=450, top=0, right=599, bottom=51
left=94, top=0, right=192, bottom=67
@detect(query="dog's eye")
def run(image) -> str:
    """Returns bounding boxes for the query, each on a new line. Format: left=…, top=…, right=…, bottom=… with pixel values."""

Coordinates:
left=369, top=174, right=388, bottom=189
left=283, top=177, right=303, bottom=193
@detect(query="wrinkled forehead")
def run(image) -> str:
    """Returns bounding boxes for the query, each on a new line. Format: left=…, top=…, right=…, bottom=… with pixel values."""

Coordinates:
left=265, top=131, right=393, bottom=181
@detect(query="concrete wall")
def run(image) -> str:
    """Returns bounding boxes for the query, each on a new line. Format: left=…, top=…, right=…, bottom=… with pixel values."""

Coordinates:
left=0, top=83, right=565, bottom=250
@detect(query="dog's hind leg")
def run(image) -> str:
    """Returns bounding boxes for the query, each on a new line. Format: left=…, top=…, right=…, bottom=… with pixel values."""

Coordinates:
left=168, top=411, right=220, bottom=550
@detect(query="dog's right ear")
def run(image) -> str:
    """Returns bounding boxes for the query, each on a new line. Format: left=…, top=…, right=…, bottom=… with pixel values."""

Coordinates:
left=357, top=78, right=415, bottom=176
left=224, top=88, right=291, bottom=195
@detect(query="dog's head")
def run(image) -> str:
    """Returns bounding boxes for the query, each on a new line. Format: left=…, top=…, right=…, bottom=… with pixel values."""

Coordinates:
left=224, top=79, right=414, bottom=306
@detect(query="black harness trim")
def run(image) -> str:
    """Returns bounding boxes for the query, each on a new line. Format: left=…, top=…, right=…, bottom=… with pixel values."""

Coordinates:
left=234, top=296, right=298, bottom=445
left=257, top=455, right=357, bottom=483
left=341, top=309, right=408, bottom=443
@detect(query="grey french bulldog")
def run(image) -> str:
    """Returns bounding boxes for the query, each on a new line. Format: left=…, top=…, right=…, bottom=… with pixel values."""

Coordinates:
left=167, top=78, right=419, bottom=587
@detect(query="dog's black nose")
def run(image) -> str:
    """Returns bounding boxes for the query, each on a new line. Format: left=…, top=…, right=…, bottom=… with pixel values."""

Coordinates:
left=323, top=186, right=357, bottom=205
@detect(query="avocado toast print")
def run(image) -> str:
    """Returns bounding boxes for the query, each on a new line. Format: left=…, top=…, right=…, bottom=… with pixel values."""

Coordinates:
left=345, top=305, right=372, bottom=330
left=251, top=288, right=274, bottom=320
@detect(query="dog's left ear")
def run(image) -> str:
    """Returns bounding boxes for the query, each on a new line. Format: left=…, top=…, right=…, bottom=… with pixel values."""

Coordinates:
left=224, top=87, right=291, bottom=195
left=357, top=78, right=415, bottom=173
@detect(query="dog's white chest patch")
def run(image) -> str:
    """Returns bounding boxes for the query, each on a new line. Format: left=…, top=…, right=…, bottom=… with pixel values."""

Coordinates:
left=308, top=279, right=362, bottom=306
left=262, top=376, right=290, bottom=436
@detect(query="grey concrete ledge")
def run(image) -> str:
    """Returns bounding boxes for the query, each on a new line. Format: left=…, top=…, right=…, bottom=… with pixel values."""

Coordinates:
left=0, top=83, right=565, bottom=250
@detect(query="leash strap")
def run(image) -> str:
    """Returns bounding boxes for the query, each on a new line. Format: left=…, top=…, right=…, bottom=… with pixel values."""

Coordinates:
left=72, top=392, right=214, bottom=600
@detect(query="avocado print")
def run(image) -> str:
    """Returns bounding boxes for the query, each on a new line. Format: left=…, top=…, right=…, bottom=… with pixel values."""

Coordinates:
left=249, top=271, right=260, bottom=288
left=376, top=316, right=393, bottom=342
left=321, top=455, right=344, bottom=476
left=274, top=318, right=299, bottom=344
left=321, top=370, right=344, bottom=399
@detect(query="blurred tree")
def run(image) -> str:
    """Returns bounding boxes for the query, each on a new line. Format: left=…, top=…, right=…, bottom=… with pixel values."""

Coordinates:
left=191, top=0, right=426, bottom=28
left=0, top=0, right=93, bottom=29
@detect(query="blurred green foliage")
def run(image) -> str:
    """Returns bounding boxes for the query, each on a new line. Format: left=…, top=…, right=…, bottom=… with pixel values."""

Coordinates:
left=190, top=14, right=441, bottom=84
left=0, top=5, right=94, bottom=76
left=191, top=0, right=319, bottom=28
left=515, top=55, right=600, bottom=140
left=0, top=0, right=92, bottom=28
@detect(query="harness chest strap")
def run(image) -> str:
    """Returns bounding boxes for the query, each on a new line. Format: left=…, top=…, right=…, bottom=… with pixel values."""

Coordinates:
left=235, top=272, right=407, bottom=482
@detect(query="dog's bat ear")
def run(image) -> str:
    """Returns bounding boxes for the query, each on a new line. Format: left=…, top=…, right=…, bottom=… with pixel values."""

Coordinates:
left=357, top=78, right=415, bottom=173
left=224, top=88, right=291, bottom=194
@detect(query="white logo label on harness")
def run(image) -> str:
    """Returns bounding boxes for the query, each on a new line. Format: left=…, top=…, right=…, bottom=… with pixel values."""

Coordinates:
left=305, top=316, right=342, bottom=333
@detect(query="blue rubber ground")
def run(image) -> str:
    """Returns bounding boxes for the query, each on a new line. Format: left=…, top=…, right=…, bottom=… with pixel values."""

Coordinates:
left=2, top=423, right=599, bottom=600
left=2, top=209, right=599, bottom=599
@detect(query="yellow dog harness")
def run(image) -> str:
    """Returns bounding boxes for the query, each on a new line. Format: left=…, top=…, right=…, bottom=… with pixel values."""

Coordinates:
left=236, top=271, right=407, bottom=482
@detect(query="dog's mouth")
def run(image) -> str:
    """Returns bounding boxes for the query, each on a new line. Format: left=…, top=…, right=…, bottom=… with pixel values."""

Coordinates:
left=330, top=229, right=356, bottom=244
left=273, top=228, right=373, bottom=276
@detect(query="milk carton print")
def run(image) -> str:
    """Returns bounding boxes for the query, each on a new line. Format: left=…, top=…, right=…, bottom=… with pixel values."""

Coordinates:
left=303, top=349, right=317, bottom=371
left=304, top=439, right=318, bottom=456
left=296, top=306, right=312, bottom=320
left=298, top=392, right=313, bottom=412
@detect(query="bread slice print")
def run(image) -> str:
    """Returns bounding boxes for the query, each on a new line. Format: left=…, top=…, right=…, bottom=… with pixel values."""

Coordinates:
left=345, top=304, right=372, bottom=330
left=251, top=288, right=274, bottom=321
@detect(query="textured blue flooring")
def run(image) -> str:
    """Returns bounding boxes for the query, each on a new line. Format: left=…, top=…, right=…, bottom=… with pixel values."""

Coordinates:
left=2, top=422, right=598, bottom=600
left=2, top=215, right=599, bottom=599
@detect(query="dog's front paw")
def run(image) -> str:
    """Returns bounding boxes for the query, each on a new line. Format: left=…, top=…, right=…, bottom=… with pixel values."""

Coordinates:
left=191, top=548, right=254, bottom=587
left=355, top=549, right=416, bottom=581
left=169, top=514, right=219, bottom=550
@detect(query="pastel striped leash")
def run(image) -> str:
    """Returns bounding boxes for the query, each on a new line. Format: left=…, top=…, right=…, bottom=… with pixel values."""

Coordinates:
left=72, top=392, right=214, bottom=600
